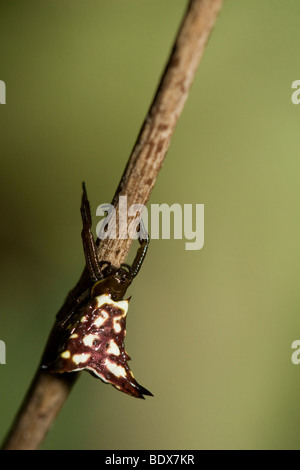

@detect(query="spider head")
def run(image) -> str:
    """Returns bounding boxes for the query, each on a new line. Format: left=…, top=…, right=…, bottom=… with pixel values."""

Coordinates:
left=91, top=266, right=132, bottom=301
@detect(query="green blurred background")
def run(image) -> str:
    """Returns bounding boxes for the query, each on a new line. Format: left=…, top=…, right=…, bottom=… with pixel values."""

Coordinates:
left=0, top=0, right=299, bottom=450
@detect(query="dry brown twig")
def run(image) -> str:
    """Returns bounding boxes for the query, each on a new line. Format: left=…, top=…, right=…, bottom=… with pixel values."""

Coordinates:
left=2, top=0, right=224, bottom=450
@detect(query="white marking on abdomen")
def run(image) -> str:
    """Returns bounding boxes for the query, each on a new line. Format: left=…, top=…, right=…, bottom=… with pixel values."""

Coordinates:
left=72, top=353, right=91, bottom=365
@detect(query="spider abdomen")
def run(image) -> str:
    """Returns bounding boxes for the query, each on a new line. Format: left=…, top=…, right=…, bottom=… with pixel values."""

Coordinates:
left=52, top=294, right=152, bottom=399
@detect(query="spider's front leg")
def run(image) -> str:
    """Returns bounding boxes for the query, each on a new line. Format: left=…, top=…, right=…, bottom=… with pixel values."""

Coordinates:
left=80, top=182, right=103, bottom=282
left=121, top=217, right=150, bottom=279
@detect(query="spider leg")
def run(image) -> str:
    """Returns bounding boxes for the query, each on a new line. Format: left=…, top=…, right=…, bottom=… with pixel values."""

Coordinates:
left=130, top=217, right=150, bottom=279
left=81, top=182, right=103, bottom=282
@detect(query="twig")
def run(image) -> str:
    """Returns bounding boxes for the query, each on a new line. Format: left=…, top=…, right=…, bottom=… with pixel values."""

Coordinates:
left=2, top=0, right=224, bottom=450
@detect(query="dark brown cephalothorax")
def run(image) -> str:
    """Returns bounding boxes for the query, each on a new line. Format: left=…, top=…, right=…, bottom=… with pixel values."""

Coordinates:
left=49, top=183, right=152, bottom=399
